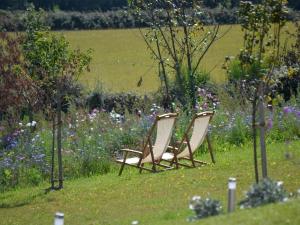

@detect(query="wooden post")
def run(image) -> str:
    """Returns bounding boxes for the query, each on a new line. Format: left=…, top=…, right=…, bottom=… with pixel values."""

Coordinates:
left=57, top=85, right=63, bottom=189
left=252, top=97, right=259, bottom=183
left=50, top=115, right=56, bottom=189
left=259, top=96, right=268, bottom=178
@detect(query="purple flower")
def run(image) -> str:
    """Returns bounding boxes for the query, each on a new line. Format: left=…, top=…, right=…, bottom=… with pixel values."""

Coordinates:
left=267, top=118, right=273, bottom=130
left=283, top=106, right=293, bottom=114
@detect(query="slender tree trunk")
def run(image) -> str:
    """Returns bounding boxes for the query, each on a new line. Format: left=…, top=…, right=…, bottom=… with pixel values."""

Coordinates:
left=57, top=86, right=63, bottom=189
left=155, top=35, right=170, bottom=101
left=258, top=95, right=268, bottom=178
left=51, top=115, right=56, bottom=189
left=183, top=25, right=196, bottom=109
left=167, top=20, right=185, bottom=104
left=252, top=97, right=259, bottom=183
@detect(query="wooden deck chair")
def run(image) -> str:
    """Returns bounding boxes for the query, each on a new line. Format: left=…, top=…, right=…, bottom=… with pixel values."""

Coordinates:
left=162, top=111, right=215, bottom=168
left=116, top=113, right=178, bottom=176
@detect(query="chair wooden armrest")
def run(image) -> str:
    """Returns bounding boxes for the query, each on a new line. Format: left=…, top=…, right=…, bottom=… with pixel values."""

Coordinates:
left=120, top=149, right=143, bottom=155
left=176, top=140, right=187, bottom=145
left=167, top=145, right=179, bottom=154
left=167, top=145, right=178, bottom=150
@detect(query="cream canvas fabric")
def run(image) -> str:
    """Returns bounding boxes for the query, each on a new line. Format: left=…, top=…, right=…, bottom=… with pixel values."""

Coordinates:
left=142, top=117, right=176, bottom=163
left=176, top=115, right=210, bottom=158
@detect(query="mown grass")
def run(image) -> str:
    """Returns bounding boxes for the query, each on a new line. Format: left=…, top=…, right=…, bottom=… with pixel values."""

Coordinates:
left=0, top=140, right=299, bottom=225
left=61, top=23, right=296, bottom=93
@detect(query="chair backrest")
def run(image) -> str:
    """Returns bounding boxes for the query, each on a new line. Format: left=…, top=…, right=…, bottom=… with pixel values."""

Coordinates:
left=142, top=113, right=177, bottom=163
left=177, top=111, right=214, bottom=158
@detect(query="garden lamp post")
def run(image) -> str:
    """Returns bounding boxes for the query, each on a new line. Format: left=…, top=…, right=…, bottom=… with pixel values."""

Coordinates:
left=54, top=212, right=64, bottom=225
left=228, top=177, right=236, bottom=213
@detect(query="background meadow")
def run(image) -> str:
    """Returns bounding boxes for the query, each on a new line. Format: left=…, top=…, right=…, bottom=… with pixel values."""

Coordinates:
left=62, top=25, right=242, bottom=92
left=62, top=23, right=295, bottom=93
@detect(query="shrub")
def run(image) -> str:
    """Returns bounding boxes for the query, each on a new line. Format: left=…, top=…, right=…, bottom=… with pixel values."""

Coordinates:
left=188, top=196, right=223, bottom=221
left=1, top=9, right=299, bottom=32
left=239, top=178, right=288, bottom=209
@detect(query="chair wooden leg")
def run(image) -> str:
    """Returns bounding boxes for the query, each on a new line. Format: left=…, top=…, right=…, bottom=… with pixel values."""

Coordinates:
left=190, top=154, right=196, bottom=167
left=174, top=155, right=179, bottom=169
left=118, top=152, right=129, bottom=176
left=152, top=162, right=157, bottom=172
left=118, top=161, right=126, bottom=176
left=207, top=135, right=215, bottom=164
left=139, top=163, right=144, bottom=174
left=169, top=158, right=175, bottom=166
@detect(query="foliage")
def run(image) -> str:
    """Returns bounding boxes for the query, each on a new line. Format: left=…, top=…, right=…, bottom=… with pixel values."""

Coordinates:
left=0, top=0, right=128, bottom=11
left=188, top=196, right=223, bottom=221
left=276, top=22, right=300, bottom=102
left=239, top=178, right=288, bottom=208
left=22, top=6, right=92, bottom=114
left=1, top=0, right=300, bottom=11
left=21, top=5, right=92, bottom=189
left=0, top=33, right=38, bottom=130
left=223, top=0, right=290, bottom=183
left=0, top=123, right=49, bottom=192
left=2, top=95, right=300, bottom=190
left=86, top=91, right=152, bottom=115
left=131, top=0, right=220, bottom=109
left=0, top=8, right=251, bottom=31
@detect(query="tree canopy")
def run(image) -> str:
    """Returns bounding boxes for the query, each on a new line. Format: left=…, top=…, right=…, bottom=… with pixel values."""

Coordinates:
left=0, top=0, right=128, bottom=11
left=1, top=1, right=299, bottom=11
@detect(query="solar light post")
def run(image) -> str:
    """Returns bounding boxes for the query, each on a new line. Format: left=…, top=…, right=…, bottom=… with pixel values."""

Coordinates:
left=228, top=177, right=236, bottom=213
left=54, top=212, right=64, bottom=225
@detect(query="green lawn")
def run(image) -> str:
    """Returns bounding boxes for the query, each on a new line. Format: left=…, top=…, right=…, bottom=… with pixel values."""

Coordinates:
left=0, top=141, right=299, bottom=225
left=61, top=23, right=296, bottom=93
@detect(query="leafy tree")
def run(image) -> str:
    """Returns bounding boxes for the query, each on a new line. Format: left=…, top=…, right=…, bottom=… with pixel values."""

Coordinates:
left=0, top=0, right=129, bottom=11
left=225, top=0, right=289, bottom=183
left=131, top=0, right=220, bottom=110
left=22, top=6, right=92, bottom=190
left=0, top=32, right=38, bottom=131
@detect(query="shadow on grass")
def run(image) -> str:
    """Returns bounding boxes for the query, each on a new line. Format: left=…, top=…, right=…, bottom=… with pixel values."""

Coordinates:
left=0, top=188, right=48, bottom=208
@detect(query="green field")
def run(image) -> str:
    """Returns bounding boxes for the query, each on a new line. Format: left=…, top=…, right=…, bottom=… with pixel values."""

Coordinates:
left=61, top=23, right=296, bottom=93
left=0, top=141, right=299, bottom=225
left=61, top=25, right=243, bottom=93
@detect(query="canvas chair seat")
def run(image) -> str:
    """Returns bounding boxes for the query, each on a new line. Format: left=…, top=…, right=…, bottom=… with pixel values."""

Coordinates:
left=161, top=152, right=174, bottom=161
left=116, top=157, right=140, bottom=165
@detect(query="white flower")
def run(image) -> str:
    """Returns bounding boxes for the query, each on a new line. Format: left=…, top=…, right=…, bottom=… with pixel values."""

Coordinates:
left=277, top=181, right=283, bottom=187
left=18, top=122, right=23, bottom=126
left=26, top=121, right=37, bottom=127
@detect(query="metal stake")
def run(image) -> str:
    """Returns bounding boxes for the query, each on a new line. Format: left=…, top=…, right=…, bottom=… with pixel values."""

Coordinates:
left=54, top=212, right=64, bottom=225
left=228, top=177, right=236, bottom=213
